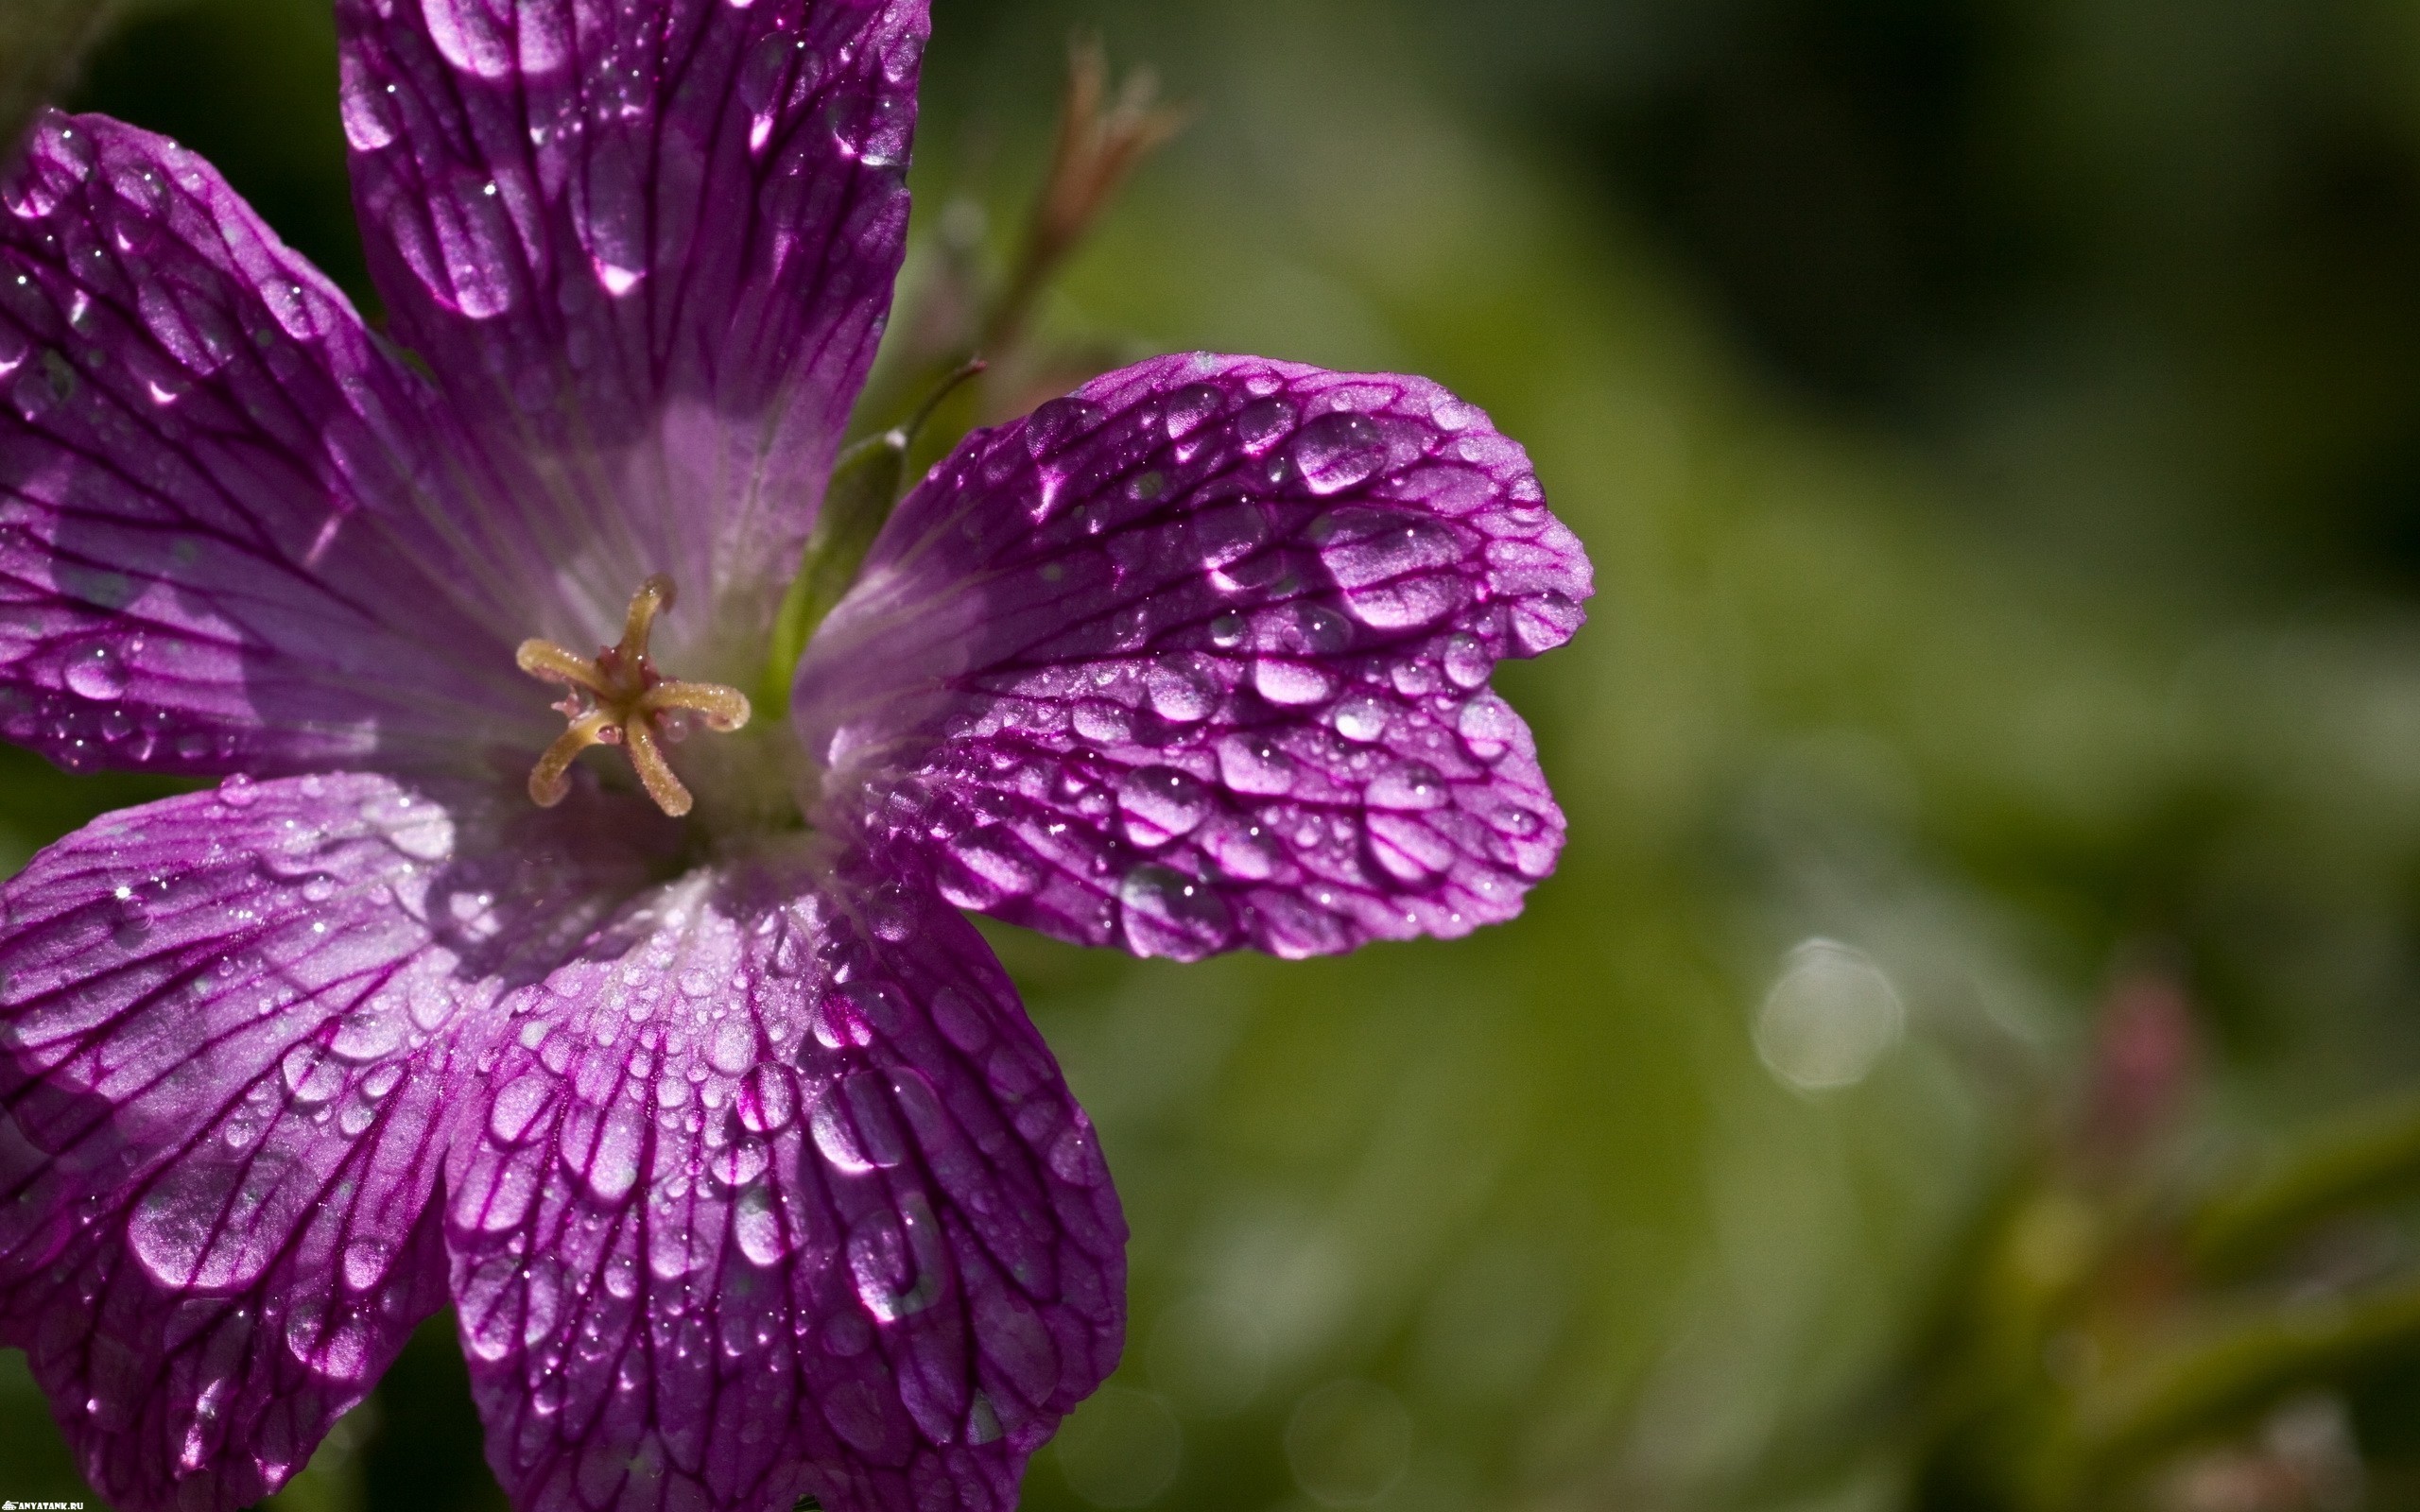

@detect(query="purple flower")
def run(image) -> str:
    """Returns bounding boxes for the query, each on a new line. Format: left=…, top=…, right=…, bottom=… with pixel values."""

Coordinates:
left=0, top=0, right=1591, bottom=1508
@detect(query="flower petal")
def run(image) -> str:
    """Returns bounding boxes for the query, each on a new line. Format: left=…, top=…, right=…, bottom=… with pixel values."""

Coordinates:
left=446, top=840, right=1122, bottom=1512
left=339, top=0, right=927, bottom=673
left=0, top=112, right=549, bottom=777
left=0, top=774, right=488, bottom=1510
left=795, top=353, right=1593, bottom=959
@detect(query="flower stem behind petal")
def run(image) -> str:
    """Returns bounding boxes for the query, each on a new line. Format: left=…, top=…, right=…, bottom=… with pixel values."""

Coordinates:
left=983, top=34, right=1190, bottom=357
left=759, top=360, right=987, bottom=720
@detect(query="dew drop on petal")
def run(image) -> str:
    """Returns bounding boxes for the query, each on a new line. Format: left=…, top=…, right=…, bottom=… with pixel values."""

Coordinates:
left=64, top=643, right=129, bottom=700
left=1253, top=660, right=1332, bottom=706
left=1216, top=733, right=1295, bottom=796
left=735, top=1183, right=788, bottom=1264
left=1117, top=864, right=1234, bottom=959
left=1368, top=762, right=1449, bottom=812
left=1165, top=383, right=1223, bottom=439
left=1443, top=633, right=1492, bottom=689
left=1291, top=412, right=1388, bottom=494
left=585, top=1105, right=645, bottom=1202
left=1457, top=693, right=1526, bottom=763
left=1117, top=766, right=1211, bottom=847
left=488, top=1074, right=550, bottom=1146
left=736, top=1063, right=798, bottom=1134
left=1333, top=696, right=1391, bottom=743
left=939, top=825, right=1043, bottom=909
left=281, top=1043, right=344, bottom=1106
left=1234, top=397, right=1292, bottom=455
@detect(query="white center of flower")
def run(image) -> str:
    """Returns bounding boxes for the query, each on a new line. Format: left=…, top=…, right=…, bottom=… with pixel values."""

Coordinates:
left=515, top=575, right=752, bottom=818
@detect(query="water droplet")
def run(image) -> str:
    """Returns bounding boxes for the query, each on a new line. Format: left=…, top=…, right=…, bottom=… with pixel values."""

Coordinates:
left=710, top=1138, right=769, bottom=1189
left=1253, top=661, right=1332, bottom=706
left=1025, top=396, right=1106, bottom=461
left=1369, top=763, right=1448, bottom=812
left=1442, top=634, right=1492, bottom=689
left=1117, top=864, right=1235, bottom=959
left=63, top=643, right=129, bottom=700
left=737, top=1063, right=798, bottom=1134
left=525, top=1256, right=563, bottom=1344
left=1234, top=397, right=1293, bottom=455
left=1117, top=766, right=1211, bottom=847
left=330, top=1008, right=403, bottom=1063
left=735, top=1183, right=789, bottom=1264
left=1333, top=696, right=1391, bottom=743
left=489, top=1074, right=550, bottom=1146
left=1145, top=660, right=1215, bottom=722
left=1291, top=412, right=1388, bottom=494
left=1208, top=612, right=1246, bottom=648
left=1215, top=733, right=1295, bottom=796
left=1166, top=383, right=1223, bottom=438
left=1202, top=817, right=1280, bottom=881
left=585, top=1105, right=645, bottom=1202
left=282, top=1043, right=345, bottom=1106
left=847, top=1198, right=946, bottom=1322
left=939, top=825, right=1043, bottom=909
left=217, top=773, right=259, bottom=808
left=341, top=1237, right=394, bottom=1292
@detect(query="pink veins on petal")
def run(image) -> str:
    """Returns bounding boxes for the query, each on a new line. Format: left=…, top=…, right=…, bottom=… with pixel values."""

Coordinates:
left=0, top=3, right=1591, bottom=1512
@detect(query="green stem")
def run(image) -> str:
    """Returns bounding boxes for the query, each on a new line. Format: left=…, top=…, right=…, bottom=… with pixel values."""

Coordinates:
left=757, top=361, right=985, bottom=720
left=2188, top=1089, right=2420, bottom=1277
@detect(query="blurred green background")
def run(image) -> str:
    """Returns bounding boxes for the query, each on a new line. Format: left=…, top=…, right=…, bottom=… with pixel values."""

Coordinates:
left=15, top=0, right=2420, bottom=1507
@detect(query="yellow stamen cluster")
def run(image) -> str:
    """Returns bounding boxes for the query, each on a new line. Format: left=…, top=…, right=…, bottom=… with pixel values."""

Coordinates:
left=516, top=575, right=751, bottom=818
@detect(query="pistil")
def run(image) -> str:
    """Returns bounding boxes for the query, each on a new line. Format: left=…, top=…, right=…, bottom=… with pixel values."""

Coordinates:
left=516, top=576, right=752, bottom=817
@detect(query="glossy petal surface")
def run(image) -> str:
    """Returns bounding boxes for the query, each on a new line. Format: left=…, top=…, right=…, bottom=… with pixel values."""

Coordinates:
left=0, top=776, right=473, bottom=1509
left=795, top=353, right=1593, bottom=959
left=340, top=0, right=927, bottom=675
left=0, top=770, right=686, bottom=1511
left=0, top=112, right=545, bottom=776
left=447, top=840, right=1122, bottom=1512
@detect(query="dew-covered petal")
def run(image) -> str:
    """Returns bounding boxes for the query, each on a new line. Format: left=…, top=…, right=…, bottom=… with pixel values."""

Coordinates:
left=794, top=353, right=1592, bottom=960
left=0, top=112, right=552, bottom=777
left=445, top=840, right=1121, bottom=1512
left=0, top=776, right=465, bottom=1509
left=340, top=0, right=927, bottom=676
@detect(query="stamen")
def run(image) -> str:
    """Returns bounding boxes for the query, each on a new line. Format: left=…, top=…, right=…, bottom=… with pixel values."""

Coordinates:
left=515, top=576, right=752, bottom=816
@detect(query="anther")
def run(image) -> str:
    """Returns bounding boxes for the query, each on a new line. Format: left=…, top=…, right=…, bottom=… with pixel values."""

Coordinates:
left=516, top=576, right=752, bottom=817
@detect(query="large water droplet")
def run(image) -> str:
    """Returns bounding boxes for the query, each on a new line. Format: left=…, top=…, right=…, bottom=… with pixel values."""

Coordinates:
left=1117, top=865, right=1234, bottom=959
left=1442, top=634, right=1492, bottom=689
left=1291, top=413, right=1388, bottom=494
left=1333, top=696, right=1391, bottom=743
left=734, top=1183, right=789, bottom=1265
left=1368, top=763, right=1449, bottom=811
left=281, top=1043, right=345, bottom=1106
left=710, top=1137, right=769, bottom=1189
left=585, top=1105, right=645, bottom=1202
left=1166, top=383, right=1223, bottom=439
left=64, top=643, right=129, bottom=700
left=1457, top=695, right=1521, bottom=761
left=1216, top=733, right=1296, bottom=796
left=1234, top=397, right=1293, bottom=455
left=1146, top=659, right=1216, bottom=722
left=488, top=1074, right=550, bottom=1146
left=1253, top=660, right=1332, bottom=706
left=938, top=825, right=1043, bottom=909
left=1117, top=766, right=1210, bottom=847
left=736, top=1063, right=797, bottom=1134
left=341, top=1236, right=395, bottom=1292
left=330, top=1008, right=403, bottom=1063
left=848, top=1197, right=946, bottom=1322
left=524, top=1256, right=563, bottom=1344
